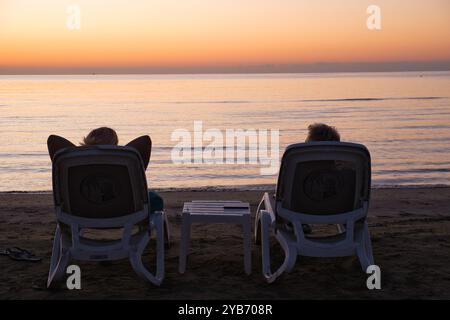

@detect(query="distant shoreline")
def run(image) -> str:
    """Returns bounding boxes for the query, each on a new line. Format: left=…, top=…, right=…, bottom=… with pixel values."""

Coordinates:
left=0, top=67, right=450, bottom=76
left=1, top=184, right=449, bottom=194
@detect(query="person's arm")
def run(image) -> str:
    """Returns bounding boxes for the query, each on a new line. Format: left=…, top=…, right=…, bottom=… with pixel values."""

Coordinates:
left=47, top=135, right=76, bottom=161
left=126, top=135, right=152, bottom=170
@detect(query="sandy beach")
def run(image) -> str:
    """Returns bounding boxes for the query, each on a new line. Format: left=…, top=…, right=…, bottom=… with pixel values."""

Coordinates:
left=1, top=187, right=450, bottom=299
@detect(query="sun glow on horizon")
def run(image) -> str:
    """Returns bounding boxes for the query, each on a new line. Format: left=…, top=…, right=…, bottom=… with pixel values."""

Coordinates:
left=1, top=0, right=450, bottom=72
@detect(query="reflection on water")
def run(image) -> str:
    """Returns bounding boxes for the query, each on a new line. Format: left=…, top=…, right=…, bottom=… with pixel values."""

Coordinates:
left=0, top=72, right=449, bottom=191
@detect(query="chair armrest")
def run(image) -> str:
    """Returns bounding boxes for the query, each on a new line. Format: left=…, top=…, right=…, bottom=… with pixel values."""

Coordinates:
left=263, top=192, right=275, bottom=215
left=261, top=209, right=276, bottom=228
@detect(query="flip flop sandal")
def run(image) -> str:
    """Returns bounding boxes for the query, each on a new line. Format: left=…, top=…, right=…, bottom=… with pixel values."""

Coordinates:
left=0, top=247, right=42, bottom=262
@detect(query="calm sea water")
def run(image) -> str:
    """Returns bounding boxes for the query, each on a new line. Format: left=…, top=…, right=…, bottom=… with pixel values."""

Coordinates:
left=0, top=72, right=449, bottom=191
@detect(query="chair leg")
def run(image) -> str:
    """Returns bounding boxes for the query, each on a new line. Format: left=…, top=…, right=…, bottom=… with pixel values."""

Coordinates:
left=178, top=212, right=191, bottom=273
left=356, top=224, right=374, bottom=271
left=242, top=216, right=252, bottom=275
left=356, top=246, right=370, bottom=271
left=254, top=198, right=264, bottom=244
left=260, top=212, right=296, bottom=283
left=129, top=213, right=165, bottom=286
left=277, top=233, right=297, bottom=273
left=260, top=212, right=272, bottom=280
left=155, top=213, right=165, bottom=283
left=162, top=211, right=171, bottom=248
left=254, top=210, right=261, bottom=244
left=47, top=226, right=70, bottom=288
left=363, top=223, right=375, bottom=266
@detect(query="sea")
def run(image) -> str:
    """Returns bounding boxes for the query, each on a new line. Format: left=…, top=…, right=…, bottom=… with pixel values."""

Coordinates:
left=0, top=71, right=449, bottom=191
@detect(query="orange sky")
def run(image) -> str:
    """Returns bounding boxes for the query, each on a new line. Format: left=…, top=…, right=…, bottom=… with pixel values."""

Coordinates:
left=1, top=0, right=450, bottom=72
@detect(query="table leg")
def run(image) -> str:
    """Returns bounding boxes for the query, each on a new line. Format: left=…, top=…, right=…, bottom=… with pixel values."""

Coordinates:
left=179, top=213, right=191, bottom=274
left=243, top=216, right=252, bottom=275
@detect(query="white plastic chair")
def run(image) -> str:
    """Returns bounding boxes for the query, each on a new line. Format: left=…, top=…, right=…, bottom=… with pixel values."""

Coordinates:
left=255, top=142, right=374, bottom=283
left=47, top=145, right=168, bottom=287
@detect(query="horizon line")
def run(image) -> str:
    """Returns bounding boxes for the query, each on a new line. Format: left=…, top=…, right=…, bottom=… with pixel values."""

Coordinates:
left=1, top=61, right=450, bottom=75
left=1, top=69, right=449, bottom=76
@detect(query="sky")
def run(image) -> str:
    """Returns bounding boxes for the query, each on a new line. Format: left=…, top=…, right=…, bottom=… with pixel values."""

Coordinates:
left=1, top=0, right=450, bottom=74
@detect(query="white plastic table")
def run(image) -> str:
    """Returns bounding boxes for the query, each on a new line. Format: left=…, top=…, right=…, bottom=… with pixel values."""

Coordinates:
left=178, top=200, right=252, bottom=275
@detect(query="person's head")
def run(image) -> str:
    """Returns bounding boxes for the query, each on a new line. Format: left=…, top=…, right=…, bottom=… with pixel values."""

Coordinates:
left=306, top=123, right=340, bottom=142
left=81, top=127, right=118, bottom=146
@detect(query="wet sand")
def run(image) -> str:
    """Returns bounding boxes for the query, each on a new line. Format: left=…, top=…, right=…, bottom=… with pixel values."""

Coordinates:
left=1, top=187, right=450, bottom=299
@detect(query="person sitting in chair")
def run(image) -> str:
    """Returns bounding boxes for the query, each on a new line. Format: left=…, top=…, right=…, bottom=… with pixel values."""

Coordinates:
left=47, top=127, right=163, bottom=214
left=296, top=123, right=342, bottom=234
left=306, top=123, right=340, bottom=143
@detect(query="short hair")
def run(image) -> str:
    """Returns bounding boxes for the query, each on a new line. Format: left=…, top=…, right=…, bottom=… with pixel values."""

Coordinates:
left=81, top=127, right=119, bottom=146
left=306, top=123, right=340, bottom=142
